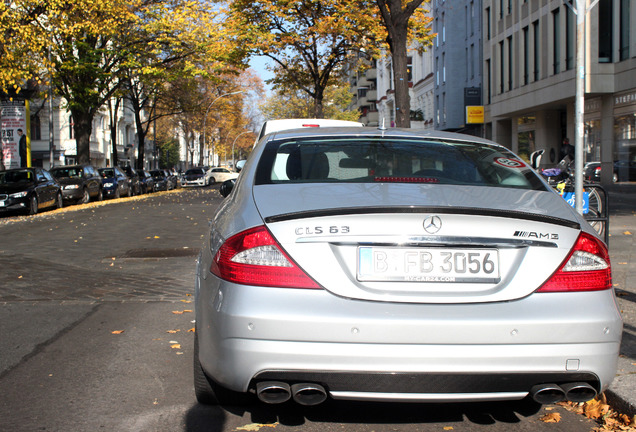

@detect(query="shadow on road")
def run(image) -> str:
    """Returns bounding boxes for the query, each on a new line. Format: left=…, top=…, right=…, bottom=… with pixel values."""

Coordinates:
left=184, top=397, right=543, bottom=431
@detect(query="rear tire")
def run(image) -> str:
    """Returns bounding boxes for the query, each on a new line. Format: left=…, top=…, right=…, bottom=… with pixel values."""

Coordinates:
left=193, top=335, right=251, bottom=406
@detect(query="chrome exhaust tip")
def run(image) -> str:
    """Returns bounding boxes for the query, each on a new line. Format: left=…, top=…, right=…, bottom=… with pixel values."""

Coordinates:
left=256, top=381, right=291, bottom=404
left=561, top=382, right=597, bottom=403
left=291, top=383, right=328, bottom=406
left=530, top=383, right=566, bottom=404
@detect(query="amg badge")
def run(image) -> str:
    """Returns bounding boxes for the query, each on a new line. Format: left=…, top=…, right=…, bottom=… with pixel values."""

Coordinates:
left=514, top=231, right=559, bottom=240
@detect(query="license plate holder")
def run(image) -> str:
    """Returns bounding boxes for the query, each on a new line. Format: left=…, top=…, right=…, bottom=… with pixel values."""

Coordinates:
left=358, top=247, right=500, bottom=283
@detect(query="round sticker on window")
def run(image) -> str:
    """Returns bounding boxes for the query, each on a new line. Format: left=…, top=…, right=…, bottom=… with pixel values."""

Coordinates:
left=494, top=157, right=525, bottom=168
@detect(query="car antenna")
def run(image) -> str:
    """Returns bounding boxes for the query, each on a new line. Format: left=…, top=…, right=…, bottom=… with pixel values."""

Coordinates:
left=378, top=118, right=387, bottom=131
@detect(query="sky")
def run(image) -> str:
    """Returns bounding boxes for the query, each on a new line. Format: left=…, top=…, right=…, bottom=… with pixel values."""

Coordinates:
left=248, top=56, right=274, bottom=94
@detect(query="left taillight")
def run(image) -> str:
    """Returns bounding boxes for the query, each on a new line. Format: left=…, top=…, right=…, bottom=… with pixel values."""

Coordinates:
left=537, top=232, right=611, bottom=292
left=210, top=225, right=321, bottom=289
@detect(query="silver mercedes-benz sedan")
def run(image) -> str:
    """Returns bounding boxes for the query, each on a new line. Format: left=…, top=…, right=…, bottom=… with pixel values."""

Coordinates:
left=194, top=127, right=622, bottom=406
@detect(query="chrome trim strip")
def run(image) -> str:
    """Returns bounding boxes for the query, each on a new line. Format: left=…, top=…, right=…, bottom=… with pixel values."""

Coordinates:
left=296, top=235, right=558, bottom=248
left=330, top=391, right=529, bottom=402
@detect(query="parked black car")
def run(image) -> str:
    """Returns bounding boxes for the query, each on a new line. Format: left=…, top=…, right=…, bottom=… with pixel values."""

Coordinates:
left=150, top=169, right=169, bottom=191
left=585, top=160, right=636, bottom=183
left=49, top=164, right=103, bottom=203
left=0, top=168, right=63, bottom=215
left=138, top=169, right=155, bottom=194
left=122, top=166, right=142, bottom=195
left=98, top=167, right=131, bottom=199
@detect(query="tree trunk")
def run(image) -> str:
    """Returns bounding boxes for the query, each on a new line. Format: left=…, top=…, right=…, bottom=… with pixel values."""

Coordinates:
left=389, top=34, right=411, bottom=128
left=133, top=106, right=146, bottom=170
left=71, top=109, right=94, bottom=165
left=313, top=86, right=325, bottom=118
left=108, top=99, right=119, bottom=167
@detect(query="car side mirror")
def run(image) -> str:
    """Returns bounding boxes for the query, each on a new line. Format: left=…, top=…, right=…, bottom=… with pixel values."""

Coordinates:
left=219, top=179, right=235, bottom=198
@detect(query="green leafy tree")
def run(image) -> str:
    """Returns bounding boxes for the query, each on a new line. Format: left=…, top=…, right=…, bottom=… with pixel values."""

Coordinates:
left=228, top=0, right=382, bottom=118
left=1, top=0, right=243, bottom=165
left=260, top=83, right=359, bottom=121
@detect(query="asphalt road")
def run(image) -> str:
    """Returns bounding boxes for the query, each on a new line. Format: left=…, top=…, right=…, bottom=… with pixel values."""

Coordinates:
left=0, top=186, right=606, bottom=432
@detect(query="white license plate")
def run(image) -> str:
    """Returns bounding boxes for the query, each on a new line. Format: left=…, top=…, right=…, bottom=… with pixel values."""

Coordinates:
left=358, top=247, right=500, bottom=283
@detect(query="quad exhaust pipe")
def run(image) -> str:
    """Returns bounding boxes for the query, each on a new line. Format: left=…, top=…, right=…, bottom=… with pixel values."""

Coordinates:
left=530, top=382, right=597, bottom=404
left=256, top=381, right=327, bottom=406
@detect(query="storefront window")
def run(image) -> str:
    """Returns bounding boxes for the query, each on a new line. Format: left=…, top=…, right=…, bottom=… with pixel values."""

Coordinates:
left=518, top=131, right=535, bottom=162
left=615, top=114, right=636, bottom=162
left=584, top=119, right=601, bottom=162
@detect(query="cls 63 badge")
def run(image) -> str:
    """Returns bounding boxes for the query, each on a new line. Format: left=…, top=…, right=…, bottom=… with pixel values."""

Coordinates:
left=295, top=226, right=350, bottom=235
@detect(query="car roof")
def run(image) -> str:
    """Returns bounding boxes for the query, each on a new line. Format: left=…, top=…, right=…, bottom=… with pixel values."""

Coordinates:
left=262, top=126, right=502, bottom=148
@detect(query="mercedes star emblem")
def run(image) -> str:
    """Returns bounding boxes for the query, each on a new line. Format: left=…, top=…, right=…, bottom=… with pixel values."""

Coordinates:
left=423, top=216, right=442, bottom=234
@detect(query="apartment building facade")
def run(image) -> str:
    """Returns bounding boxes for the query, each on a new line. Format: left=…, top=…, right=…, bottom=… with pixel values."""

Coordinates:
left=434, top=0, right=484, bottom=135
left=25, top=96, right=155, bottom=170
left=483, top=0, right=636, bottom=183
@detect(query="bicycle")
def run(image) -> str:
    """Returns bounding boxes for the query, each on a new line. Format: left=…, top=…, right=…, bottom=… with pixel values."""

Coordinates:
left=531, top=150, right=605, bottom=237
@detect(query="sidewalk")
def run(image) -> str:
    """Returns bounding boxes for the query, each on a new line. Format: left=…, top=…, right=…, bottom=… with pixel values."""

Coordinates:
left=603, top=184, right=636, bottom=416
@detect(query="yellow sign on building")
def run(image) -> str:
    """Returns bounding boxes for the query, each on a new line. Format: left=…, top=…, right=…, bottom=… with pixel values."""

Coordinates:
left=466, top=105, right=484, bottom=124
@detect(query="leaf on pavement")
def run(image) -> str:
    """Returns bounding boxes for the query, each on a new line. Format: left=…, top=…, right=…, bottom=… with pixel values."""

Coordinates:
left=111, top=330, right=125, bottom=334
left=540, top=412, right=561, bottom=423
left=166, top=329, right=180, bottom=333
left=623, top=231, right=632, bottom=236
left=584, top=399, right=610, bottom=419
left=170, top=344, right=181, bottom=349
left=188, top=328, right=195, bottom=332
left=172, top=310, right=184, bottom=314
left=180, top=299, right=192, bottom=303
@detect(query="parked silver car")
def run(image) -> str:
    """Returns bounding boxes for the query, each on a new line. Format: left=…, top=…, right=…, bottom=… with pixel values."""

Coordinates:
left=194, top=128, right=621, bottom=407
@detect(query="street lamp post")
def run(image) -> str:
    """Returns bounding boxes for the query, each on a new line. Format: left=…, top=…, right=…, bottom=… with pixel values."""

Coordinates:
left=202, top=90, right=244, bottom=167
left=231, top=130, right=251, bottom=170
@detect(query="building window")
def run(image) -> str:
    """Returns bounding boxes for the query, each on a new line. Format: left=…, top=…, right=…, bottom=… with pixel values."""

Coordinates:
left=499, top=41, right=504, bottom=93
left=598, top=0, right=613, bottom=62
left=442, top=53, right=446, bottom=83
left=533, top=20, right=540, bottom=81
left=565, top=3, right=574, bottom=70
left=523, top=26, right=529, bottom=85
left=435, top=57, right=439, bottom=86
left=69, top=116, right=74, bottom=139
left=507, top=36, right=513, bottom=91
left=470, top=1, right=474, bottom=35
left=499, top=0, right=503, bottom=19
left=442, top=12, right=445, bottom=43
left=442, top=92, right=446, bottom=123
left=486, top=7, right=491, bottom=40
left=486, top=59, right=491, bottom=104
left=30, top=114, right=41, bottom=140
left=620, top=0, right=630, bottom=61
left=552, top=8, right=560, bottom=74
left=470, top=44, right=474, bottom=79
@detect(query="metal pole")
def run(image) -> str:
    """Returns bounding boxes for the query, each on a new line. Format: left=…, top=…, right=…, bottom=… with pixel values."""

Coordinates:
left=202, top=90, right=244, bottom=168
left=48, top=48, right=55, bottom=168
left=231, top=131, right=251, bottom=170
left=573, top=0, right=588, bottom=214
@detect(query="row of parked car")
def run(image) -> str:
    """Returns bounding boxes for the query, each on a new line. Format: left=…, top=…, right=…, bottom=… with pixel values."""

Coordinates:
left=0, top=164, right=181, bottom=216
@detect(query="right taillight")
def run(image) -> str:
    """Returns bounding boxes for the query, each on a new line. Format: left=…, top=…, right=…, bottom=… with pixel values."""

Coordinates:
left=537, top=232, right=611, bottom=292
left=210, top=225, right=321, bottom=289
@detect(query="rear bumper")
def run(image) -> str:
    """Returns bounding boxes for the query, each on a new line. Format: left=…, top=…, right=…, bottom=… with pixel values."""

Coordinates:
left=196, top=275, right=622, bottom=400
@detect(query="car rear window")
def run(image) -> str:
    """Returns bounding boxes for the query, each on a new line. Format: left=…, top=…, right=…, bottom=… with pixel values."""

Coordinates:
left=255, top=137, right=547, bottom=190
